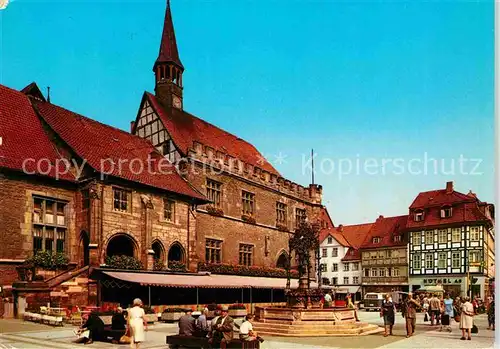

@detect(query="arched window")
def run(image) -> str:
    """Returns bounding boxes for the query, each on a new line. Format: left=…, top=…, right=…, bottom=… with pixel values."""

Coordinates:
left=152, top=240, right=165, bottom=263
left=106, top=234, right=136, bottom=257
left=167, top=242, right=185, bottom=267
left=276, top=252, right=289, bottom=269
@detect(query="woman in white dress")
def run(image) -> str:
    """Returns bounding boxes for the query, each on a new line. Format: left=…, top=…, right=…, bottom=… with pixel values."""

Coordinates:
left=128, top=298, right=147, bottom=348
left=459, top=297, right=474, bottom=341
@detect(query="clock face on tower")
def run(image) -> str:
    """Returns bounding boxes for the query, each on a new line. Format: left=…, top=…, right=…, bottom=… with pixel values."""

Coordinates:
left=172, top=95, right=182, bottom=109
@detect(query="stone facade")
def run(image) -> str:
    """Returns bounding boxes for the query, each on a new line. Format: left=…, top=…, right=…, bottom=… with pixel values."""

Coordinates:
left=0, top=171, right=76, bottom=287
left=183, top=155, right=322, bottom=269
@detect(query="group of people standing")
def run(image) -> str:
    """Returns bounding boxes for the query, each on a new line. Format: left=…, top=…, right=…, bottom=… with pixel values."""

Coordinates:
left=380, top=291, right=494, bottom=341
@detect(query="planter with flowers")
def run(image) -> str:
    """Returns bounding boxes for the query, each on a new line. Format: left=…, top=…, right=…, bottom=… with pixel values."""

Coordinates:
left=276, top=224, right=289, bottom=232
left=161, top=307, right=188, bottom=322
left=168, top=260, right=187, bottom=272
left=228, top=303, right=247, bottom=318
left=241, top=215, right=256, bottom=224
left=198, top=262, right=299, bottom=279
left=207, top=206, right=224, bottom=217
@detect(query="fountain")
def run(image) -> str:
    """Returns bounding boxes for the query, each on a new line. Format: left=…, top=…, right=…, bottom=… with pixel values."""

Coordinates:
left=253, top=222, right=382, bottom=337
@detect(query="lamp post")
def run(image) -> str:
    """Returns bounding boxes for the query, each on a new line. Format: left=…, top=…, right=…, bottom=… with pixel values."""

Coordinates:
left=286, top=235, right=292, bottom=290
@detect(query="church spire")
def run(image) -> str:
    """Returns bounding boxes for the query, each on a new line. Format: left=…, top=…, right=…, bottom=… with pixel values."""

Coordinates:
left=155, top=0, right=183, bottom=69
left=153, top=0, right=184, bottom=109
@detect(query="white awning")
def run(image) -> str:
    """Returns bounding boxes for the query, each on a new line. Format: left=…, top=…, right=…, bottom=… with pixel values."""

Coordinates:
left=334, top=286, right=360, bottom=294
left=100, top=270, right=318, bottom=289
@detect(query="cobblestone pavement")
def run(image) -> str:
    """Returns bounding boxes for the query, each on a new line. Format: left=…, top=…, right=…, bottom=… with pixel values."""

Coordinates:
left=0, top=312, right=495, bottom=348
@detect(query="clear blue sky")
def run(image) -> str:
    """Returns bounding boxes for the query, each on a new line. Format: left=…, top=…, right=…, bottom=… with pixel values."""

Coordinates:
left=0, top=0, right=494, bottom=224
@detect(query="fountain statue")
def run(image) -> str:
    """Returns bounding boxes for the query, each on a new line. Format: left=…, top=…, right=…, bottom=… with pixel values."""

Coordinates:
left=253, top=221, right=383, bottom=337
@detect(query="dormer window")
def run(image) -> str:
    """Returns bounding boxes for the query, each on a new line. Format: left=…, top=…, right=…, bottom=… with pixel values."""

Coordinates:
left=441, top=206, right=452, bottom=218
left=414, top=210, right=424, bottom=222
left=394, top=235, right=402, bottom=242
left=372, top=237, right=381, bottom=244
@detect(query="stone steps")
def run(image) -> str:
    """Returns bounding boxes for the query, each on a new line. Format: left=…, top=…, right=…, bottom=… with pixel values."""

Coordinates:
left=253, top=323, right=368, bottom=330
left=254, top=324, right=383, bottom=337
left=256, top=319, right=356, bottom=326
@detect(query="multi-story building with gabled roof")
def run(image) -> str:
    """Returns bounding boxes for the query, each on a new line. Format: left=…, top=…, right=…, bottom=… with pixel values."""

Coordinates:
left=407, top=181, right=495, bottom=298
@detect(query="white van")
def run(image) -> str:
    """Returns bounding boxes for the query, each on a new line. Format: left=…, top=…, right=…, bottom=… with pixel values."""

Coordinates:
left=363, top=292, right=384, bottom=311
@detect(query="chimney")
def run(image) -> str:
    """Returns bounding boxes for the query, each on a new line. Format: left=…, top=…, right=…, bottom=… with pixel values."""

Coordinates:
left=130, top=121, right=135, bottom=133
left=446, top=181, right=454, bottom=194
left=337, top=224, right=344, bottom=232
left=377, top=215, right=384, bottom=221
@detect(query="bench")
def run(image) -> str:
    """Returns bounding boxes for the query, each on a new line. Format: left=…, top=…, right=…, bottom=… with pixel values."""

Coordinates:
left=166, top=335, right=260, bottom=349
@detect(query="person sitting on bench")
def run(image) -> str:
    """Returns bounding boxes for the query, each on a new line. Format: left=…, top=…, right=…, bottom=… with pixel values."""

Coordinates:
left=209, top=306, right=234, bottom=349
left=110, top=308, right=127, bottom=344
left=178, top=309, right=196, bottom=336
left=76, top=312, right=105, bottom=345
left=195, top=308, right=210, bottom=337
left=239, top=314, right=264, bottom=343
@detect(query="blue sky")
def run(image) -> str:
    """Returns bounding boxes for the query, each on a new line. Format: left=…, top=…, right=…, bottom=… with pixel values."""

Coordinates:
left=0, top=0, right=494, bottom=224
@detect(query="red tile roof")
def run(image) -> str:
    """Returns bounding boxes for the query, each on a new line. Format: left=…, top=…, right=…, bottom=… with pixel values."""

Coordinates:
left=33, top=99, right=206, bottom=201
left=155, top=1, right=183, bottom=69
left=407, top=182, right=493, bottom=230
left=337, top=223, right=374, bottom=249
left=319, top=206, right=334, bottom=229
left=319, top=228, right=350, bottom=247
left=409, top=189, right=475, bottom=209
left=146, top=93, right=279, bottom=175
left=406, top=202, right=492, bottom=230
left=0, top=84, right=74, bottom=181
left=341, top=247, right=361, bottom=261
left=360, top=215, right=408, bottom=249
left=319, top=220, right=372, bottom=261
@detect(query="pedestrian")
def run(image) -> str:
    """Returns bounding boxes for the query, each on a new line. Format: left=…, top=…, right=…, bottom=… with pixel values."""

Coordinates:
left=128, top=298, right=147, bottom=349
left=429, top=293, right=441, bottom=326
left=381, top=293, right=396, bottom=337
left=347, top=294, right=360, bottom=321
left=402, top=292, right=420, bottom=338
left=440, top=293, right=453, bottom=332
left=324, top=291, right=333, bottom=308
left=487, top=297, right=495, bottom=331
left=459, top=297, right=474, bottom=341
left=422, top=294, right=429, bottom=319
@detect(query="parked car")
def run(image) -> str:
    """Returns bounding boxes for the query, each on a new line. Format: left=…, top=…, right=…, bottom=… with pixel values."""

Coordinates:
left=363, top=293, right=384, bottom=311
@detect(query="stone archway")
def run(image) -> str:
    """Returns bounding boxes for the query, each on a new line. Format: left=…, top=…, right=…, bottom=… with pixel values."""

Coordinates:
left=106, top=234, right=136, bottom=258
left=167, top=242, right=185, bottom=267
left=152, top=240, right=165, bottom=263
left=276, top=251, right=289, bottom=269
left=79, top=231, right=90, bottom=266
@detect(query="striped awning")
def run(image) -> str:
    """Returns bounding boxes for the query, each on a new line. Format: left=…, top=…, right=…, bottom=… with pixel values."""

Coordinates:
left=100, top=270, right=317, bottom=289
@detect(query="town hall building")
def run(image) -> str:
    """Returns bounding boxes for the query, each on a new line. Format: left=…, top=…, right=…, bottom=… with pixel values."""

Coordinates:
left=0, top=1, right=323, bottom=314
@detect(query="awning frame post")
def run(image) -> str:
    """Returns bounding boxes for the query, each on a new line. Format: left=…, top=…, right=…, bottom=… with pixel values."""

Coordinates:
left=250, top=287, right=253, bottom=314
left=196, top=287, right=199, bottom=309
left=148, top=286, right=151, bottom=307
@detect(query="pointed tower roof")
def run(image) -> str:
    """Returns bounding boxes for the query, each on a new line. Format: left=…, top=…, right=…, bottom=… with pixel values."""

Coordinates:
left=155, top=0, right=183, bottom=70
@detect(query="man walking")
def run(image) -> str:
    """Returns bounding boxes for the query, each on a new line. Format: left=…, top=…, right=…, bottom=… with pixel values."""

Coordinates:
left=429, top=293, right=441, bottom=326
left=402, top=293, right=420, bottom=338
